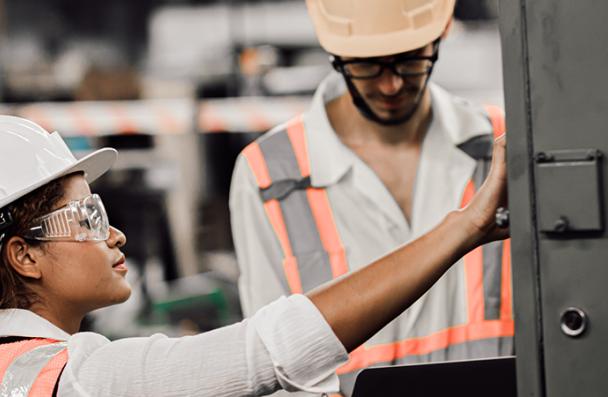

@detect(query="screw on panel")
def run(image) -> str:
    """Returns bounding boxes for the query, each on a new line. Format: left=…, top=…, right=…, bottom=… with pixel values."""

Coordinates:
left=553, top=216, right=570, bottom=232
left=496, top=207, right=510, bottom=228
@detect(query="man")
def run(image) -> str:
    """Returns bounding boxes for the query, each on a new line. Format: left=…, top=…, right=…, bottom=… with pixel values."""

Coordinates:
left=230, top=0, right=513, bottom=395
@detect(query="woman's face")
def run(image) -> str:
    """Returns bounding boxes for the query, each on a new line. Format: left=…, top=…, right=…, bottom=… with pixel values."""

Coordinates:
left=36, top=174, right=131, bottom=313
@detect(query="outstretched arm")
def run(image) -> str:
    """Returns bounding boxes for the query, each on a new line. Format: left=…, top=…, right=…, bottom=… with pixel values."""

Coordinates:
left=309, top=136, right=508, bottom=351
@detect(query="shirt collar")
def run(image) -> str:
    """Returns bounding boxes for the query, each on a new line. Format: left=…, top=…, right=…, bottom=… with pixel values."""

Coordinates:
left=302, top=73, right=494, bottom=188
left=427, top=83, right=494, bottom=145
left=303, top=72, right=355, bottom=188
left=0, top=309, right=71, bottom=340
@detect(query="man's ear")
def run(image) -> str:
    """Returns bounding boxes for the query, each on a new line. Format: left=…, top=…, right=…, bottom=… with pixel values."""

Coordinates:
left=441, top=17, right=453, bottom=39
left=4, top=236, right=42, bottom=280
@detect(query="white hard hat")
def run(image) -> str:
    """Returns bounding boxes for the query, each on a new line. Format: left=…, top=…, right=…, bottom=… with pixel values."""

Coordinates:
left=306, top=0, right=455, bottom=58
left=0, top=115, right=117, bottom=209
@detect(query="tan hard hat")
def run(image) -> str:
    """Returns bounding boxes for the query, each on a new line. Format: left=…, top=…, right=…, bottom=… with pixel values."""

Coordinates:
left=306, top=0, right=455, bottom=58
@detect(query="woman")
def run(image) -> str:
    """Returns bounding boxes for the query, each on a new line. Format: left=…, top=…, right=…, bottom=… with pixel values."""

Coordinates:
left=0, top=115, right=508, bottom=396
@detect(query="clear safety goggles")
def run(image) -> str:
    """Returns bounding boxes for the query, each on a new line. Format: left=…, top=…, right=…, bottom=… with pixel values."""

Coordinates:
left=22, top=194, right=110, bottom=242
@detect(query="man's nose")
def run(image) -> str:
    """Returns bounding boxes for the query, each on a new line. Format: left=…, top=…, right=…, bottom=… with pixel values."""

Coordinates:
left=376, top=68, right=404, bottom=95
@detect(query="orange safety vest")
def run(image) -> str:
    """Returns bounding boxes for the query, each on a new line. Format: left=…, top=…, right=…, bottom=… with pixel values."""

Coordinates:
left=242, top=105, right=513, bottom=381
left=0, top=338, right=68, bottom=396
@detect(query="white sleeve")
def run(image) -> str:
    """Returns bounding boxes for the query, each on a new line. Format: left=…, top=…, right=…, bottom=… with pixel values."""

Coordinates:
left=60, top=295, right=348, bottom=397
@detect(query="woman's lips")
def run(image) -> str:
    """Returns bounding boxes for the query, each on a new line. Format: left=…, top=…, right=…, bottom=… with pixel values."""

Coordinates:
left=112, top=256, right=128, bottom=274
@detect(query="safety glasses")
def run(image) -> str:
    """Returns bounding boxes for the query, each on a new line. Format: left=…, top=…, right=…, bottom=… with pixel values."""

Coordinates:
left=331, top=39, right=440, bottom=80
left=22, top=194, right=110, bottom=242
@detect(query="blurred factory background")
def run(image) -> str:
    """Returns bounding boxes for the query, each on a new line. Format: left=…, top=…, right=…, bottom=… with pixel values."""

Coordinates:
left=0, top=0, right=502, bottom=337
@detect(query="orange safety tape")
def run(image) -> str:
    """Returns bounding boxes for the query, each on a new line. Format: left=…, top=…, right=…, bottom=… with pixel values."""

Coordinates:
left=337, top=319, right=514, bottom=374
left=287, top=118, right=348, bottom=278
left=28, top=348, right=68, bottom=396
left=242, top=142, right=272, bottom=189
left=307, top=188, right=349, bottom=278
left=0, top=338, right=54, bottom=380
left=460, top=180, right=485, bottom=323
left=109, top=104, right=138, bottom=134
left=484, top=104, right=506, bottom=138
left=154, top=105, right=182, bottom=134
left=243, top=142, right=303, bottom=293
left=500, top=239, right=513, bottom=319
left=286, top=116, right=311, bottom=177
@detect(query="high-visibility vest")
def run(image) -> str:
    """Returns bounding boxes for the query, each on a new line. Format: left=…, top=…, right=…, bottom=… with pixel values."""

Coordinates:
left=242, top=105, right=513, bottom=382
left=0, top=338, right=68, bottom=396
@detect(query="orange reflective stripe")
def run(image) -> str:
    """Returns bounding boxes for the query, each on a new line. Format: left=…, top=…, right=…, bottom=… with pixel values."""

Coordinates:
left=243, top=142, right=273, bottom=189
left=500, top=239, right=513, bottom=319
left=337, top=319, right=514, bottom=374
left=286, top=116, right=311, bottom=177
left=307, top=188, right=349, bottom=278
left=243, top=142, right=303, bottom=293
left=484, top=104, right=506, bottom=138
left=28, top=348, right=68, bottom=396
left=0, top=338, right=67, bottom=395
left=265, top=200, right=303, bottom=294
left=464, top=246, right=485, bottom=323
left=286, top=117, right=348, bottom=278
left=460, top=180, right=485, bottom=323
left=0, top=338, right=51, bottom=379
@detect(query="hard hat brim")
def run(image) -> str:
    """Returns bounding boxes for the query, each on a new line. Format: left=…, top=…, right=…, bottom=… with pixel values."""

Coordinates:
left=0, top=148, right=117, bottom=210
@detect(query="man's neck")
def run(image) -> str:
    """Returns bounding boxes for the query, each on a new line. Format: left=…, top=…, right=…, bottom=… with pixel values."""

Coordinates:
left=327, top=89, right=432, bottom=149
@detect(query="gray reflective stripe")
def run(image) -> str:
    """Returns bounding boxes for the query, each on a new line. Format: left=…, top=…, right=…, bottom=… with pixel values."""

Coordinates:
left=483, top=240, right=504, bottom=320
left=471, top=158, right=504, bottom=321
left=0, top=342, right=67, bottom=397
left=259, top=131, right=301, bottom=181
left=258, top=128, right=334, bottom=292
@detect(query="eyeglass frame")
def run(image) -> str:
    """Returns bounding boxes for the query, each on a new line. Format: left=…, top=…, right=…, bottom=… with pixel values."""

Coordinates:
left=330, top=39, right=440, bottom=80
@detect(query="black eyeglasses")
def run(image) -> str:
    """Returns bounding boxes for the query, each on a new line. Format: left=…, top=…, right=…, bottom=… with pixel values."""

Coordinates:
left=331, top=41, right=440, bottom=80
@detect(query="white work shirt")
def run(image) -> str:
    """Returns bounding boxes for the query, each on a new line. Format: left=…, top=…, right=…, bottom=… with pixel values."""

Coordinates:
left=230, top=72, right=498, bottom=394
left=0, top=295, right=347, bottom=396
left=231, top=72, right=492, bottom=315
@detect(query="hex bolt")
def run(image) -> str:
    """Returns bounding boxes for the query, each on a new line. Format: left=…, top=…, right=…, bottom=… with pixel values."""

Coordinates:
left=495, top=207, right=510, bottom=228
left=554, top=216, right=569, bottom=232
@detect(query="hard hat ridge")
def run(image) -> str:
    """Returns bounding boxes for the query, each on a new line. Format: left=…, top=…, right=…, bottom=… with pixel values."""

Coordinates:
left=306, top=0, right=455, bottom=58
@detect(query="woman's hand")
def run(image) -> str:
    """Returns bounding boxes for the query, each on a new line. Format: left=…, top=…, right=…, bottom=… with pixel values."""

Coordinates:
left=460, top=134, right=509, bottom=247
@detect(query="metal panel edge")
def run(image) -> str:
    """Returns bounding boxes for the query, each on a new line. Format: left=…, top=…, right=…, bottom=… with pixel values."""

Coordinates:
left=498, top=1, right=545, bottom=396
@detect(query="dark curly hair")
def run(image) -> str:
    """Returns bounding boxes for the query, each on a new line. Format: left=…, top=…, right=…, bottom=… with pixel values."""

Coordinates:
left=0, top=175, right=70, bottom=309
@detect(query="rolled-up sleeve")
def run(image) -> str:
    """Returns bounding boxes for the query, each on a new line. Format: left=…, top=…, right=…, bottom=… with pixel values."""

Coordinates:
left=60, top=295, right=348, bottom=397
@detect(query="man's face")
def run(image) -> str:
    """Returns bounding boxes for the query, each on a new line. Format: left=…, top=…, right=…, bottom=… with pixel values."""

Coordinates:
left=342, top=42, right=436, bottom=123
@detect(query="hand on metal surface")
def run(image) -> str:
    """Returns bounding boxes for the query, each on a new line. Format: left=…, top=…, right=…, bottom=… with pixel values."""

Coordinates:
left=460, top=134, right=509, bottom=246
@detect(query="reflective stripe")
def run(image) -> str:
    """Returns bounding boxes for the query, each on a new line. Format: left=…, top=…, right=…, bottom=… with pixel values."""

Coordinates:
left=307, top=188, right=349, bottom=278
left=243, top=117, right=347, bottom=293
left=286, top=118, right=348, bottom=278
left=29, top=348, right=68, bottom=396
left=337, top=320, right=514, bottom=374
left=243, top=142, right=302, bottom=293
left=0, top=340, right=67, bottom=397
left=286, top=117, right=311, bottom=177
left=259, top=125, right=334, bottom=292
left=500, top=239, right=513, bottom=320
left=460, top=180, right=485, bottom=323
left=484, top=104, right=506, bottom=137
left=244, top=107, right=513, bottom=380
